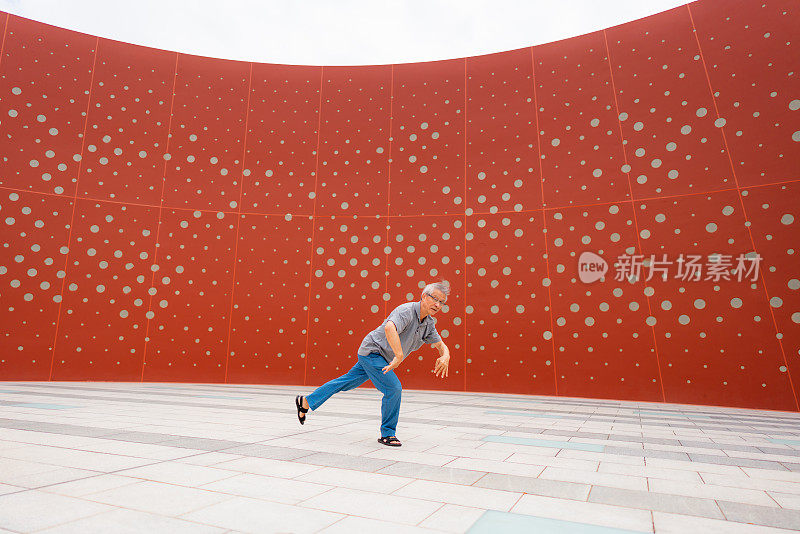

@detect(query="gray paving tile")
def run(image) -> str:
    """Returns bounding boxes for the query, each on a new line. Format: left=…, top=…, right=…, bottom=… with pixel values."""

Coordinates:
left=296, top=452, right=394, bottom=472
left=782, top=462, right=800, bottom=472
left=618, top=435, right=680, bottom=446
left=678, top=440, right=761, bottom=453
left=588, top=485, right=723, bottom=519
left=157, top=437, right=244, bottom=451
left=756, top=446, right=800, bottom=457
left=474, top=472, right=590, bottom=500
left=102, top=431, right=177, bottom=444
left=0, top=388, right=275, bottom=415
left=604, top=446, right=690, bottom=461
left=478, top=423, right=522, bottom=432
left=717, top=500, right=800, bottom=530
left=377, top=461, right=485, bottom=484
left=0, top=418, right=114, bottom=437
left=687, top=453, right=786, bottom=470
left=219, top=443, right=312, bottom=461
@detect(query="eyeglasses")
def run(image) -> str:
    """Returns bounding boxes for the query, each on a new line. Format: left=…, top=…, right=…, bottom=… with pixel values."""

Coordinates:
left=425, top=293, right=446, bottom=306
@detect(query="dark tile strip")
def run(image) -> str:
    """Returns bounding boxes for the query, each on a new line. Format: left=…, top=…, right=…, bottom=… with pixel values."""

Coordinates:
left=588, top=486, right=724, bottom=520
left=717, top=500, right=800, bottom=530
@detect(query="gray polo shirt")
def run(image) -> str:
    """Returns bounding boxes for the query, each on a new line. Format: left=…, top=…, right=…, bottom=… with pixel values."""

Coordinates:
left=358, top=301, right=442, bottom=363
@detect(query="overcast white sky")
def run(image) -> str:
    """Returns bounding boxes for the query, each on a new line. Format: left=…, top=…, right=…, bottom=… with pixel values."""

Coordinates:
left=0, top=0, right=690, bottom=65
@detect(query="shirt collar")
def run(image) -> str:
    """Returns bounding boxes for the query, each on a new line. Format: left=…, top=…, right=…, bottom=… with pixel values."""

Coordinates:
left=415, top=301, right=432, bottom=324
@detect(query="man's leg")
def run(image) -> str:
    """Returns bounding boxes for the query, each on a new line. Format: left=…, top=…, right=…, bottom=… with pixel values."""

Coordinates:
left=304, top=359, right=368, bottom=411
left=358, top=353, right=402, bottom=438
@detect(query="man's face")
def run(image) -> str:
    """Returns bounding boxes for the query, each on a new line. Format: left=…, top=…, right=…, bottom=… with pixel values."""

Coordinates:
left=423, top=290, right=447, bottom=315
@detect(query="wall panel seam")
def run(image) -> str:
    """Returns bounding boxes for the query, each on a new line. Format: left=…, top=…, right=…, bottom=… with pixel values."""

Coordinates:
left=531, top=45, right=559, bottom=396
left=48, top=36, right=100, bottom=381
left=223, top=61, right=254, bottom=383
left=139, top=51, right=180, bottom=381
left=687, top=4, right=799, bottom=410
left=603, top=29, right=666, bottom=402
left=302, top=66, right=324, bottom=386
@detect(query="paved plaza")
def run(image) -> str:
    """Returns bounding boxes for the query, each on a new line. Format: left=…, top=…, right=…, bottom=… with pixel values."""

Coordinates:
left=1, top=382, right=799, bottom=533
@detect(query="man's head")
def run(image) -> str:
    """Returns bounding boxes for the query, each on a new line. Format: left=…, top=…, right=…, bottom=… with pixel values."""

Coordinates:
left=420, top=280, right=450, bottom=316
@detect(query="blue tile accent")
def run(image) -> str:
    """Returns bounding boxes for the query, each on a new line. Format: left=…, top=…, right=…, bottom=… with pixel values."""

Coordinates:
left=483, top=435, right=605, bottom=452
left=9, top=403, right=77, bottom=410
left=767, top=438, right=800, bottom=446
left=486, top=410, right=562, bottom=419
left=467, top=510, right=649, bottom=534
left=193, top=395, right=250, bottom=400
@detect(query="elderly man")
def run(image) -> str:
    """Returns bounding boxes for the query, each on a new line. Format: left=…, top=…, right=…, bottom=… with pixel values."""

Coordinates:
left=295, top=281, right=452, bottom=446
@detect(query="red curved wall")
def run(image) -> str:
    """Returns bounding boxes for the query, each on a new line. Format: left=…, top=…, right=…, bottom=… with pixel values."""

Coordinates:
left=1, top=0, right=798, bottom=410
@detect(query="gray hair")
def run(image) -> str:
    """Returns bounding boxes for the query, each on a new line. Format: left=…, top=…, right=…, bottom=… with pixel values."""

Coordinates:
left=421, top=280, right=450, bottom=300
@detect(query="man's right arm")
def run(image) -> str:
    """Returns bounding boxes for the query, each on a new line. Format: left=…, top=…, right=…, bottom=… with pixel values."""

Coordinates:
left=382, top=321, right=404, bottom=374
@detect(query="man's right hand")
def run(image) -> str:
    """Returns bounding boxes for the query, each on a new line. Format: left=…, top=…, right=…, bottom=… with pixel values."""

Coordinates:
left=382, top=357, right=402, bottom=374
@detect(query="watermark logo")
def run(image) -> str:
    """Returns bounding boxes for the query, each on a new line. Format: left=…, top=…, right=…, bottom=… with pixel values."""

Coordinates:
left=578, top=252, right=762, bottom=284
left=578, top=251, right=609, bottom=284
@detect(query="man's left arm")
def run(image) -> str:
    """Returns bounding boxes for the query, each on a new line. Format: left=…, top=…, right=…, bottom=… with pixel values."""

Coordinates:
left=431, top=341, right=450, bottom=378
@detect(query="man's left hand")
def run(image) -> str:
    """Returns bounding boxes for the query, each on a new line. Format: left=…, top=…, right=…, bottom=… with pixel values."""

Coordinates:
left=433, top=356, right=449, bottom=378
left=382, top=357, right=402, bottom=374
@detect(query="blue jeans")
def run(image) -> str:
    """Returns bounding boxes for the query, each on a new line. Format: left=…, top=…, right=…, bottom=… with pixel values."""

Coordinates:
left=305, top=353, right=402, bottom=438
